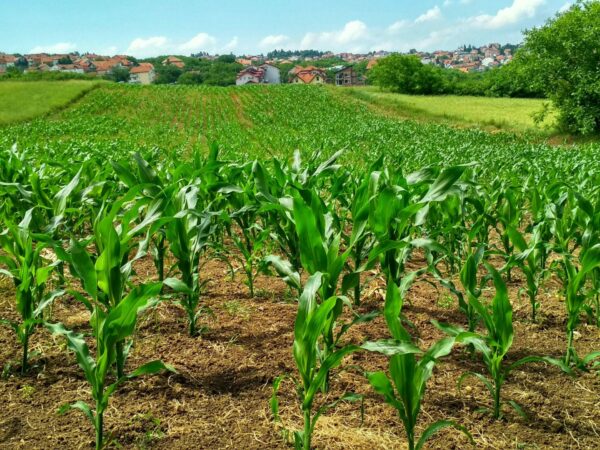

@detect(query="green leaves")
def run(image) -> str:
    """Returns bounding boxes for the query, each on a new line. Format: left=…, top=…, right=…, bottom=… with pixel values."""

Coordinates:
left=67, top=239, right=98, bottom=301
left=364, top=280, right=467, bottom=449
left=46, top=280, right=170, bottom=450
left=420, top=164, right=470, bottom=203
left=45, top=322, right=95, bottom=386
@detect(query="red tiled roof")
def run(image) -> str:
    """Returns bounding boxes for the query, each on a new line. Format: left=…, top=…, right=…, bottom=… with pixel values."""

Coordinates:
left=130, top=63, right=154, bottom=74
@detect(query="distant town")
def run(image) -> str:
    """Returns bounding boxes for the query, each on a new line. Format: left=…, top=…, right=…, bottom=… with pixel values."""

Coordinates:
left=0, top=42, right=517, bottom=86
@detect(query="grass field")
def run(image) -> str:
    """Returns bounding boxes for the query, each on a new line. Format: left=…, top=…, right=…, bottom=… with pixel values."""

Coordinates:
left=1, top=82, right=600, bottom=450
left=337, top=86, right=558, bottom=134
left=0, top=80, right=100, bottom=125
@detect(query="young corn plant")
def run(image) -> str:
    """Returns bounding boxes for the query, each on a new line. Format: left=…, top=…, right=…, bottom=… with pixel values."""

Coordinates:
left=364, top=280, right=472, bottom=450
left=112, top=152, right=175, bottom=283
left=269, top=188, right=379, bottom=359
left=506, top=224, right=549, bottom=322
left=435, top=265, right=571, bottom=420
left=368, top=164, right=469, bottom=289
left=553, top=243, right=600, bottom=366
left=266, top=188, right=380, bottom=397
left=271, top=273, right=389, bottom=450
left=46, top=283, right=174, bottom=450
left=254, top=149, right=345, bottom=274
left=163, top=184, right=220, bottom=336
left=0, top=209, right=63, bottom=374
left=347, top=166, right=381, bottom=305
left=224, top=164, right=269, bottom=297
left=432, top=246, right=485, bottom=333
left=252, top=160, right=303, bottom=272
left=57, top=194, right=162, bottom=378
left=492, top=184, right=521, bottom=281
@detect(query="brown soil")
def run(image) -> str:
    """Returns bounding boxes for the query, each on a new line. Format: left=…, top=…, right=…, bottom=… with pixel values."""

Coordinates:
left=229, top=92, right=252, bottom=129
left=1, top=254, right=599, bottom=450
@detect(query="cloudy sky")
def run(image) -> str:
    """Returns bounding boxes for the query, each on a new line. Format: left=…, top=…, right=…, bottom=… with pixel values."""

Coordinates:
left=1, top=0, right=573, bottom=57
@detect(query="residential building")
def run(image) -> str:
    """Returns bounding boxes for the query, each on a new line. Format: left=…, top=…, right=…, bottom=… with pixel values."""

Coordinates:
left=130, top=63, right=155, bottom=85
left=236, top=64, right=281, bottom=85
left=51, top=64, right=84, bottom=74
left=260, top=63, right=280, bottom=84
left=334, top=66, right=358, bottom=86
left=94, top=60, right=121, bottom=75
left=290, top=67, right=327, bottom=84
left=236, top=66, right=265, bottom=85
left=162, top=56, right=185, bottom=69
left=0, top=54, right=16, bottom=69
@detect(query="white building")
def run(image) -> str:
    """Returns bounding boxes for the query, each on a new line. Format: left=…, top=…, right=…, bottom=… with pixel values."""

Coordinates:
left=260, top=64, right=281, bottom=84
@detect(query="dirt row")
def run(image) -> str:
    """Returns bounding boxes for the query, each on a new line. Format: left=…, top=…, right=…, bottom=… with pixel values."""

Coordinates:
left=1, top=255, right=599, bottom=449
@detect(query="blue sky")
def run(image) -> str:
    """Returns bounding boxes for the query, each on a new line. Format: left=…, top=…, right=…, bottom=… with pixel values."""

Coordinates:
left=1, top=0, right=573, bottom=56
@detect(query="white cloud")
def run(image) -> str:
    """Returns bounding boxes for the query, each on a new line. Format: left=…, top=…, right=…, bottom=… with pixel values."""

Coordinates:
left=126, top=36, right=169, bottom=57
left=415, top=6, right=442, bottom=23
left=470, top=0, right=545, bottom=29
left=259, top=34, right=290, bottom=48
left=301, top=20, right=369, bottom=51
left=387, top=19, right=409, bottom=33
left=30, top=42, right=77, bottom=53
left=222, top=36, right=239, bottom=53
left=179, top=33, right=217, bottom=53
left=126, top=33, right=236, bottom=57
left=558, top=2, right=572, bottom=13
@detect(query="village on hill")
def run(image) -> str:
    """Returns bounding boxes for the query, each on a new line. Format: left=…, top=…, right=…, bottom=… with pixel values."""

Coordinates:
left=0, top=42, right=515, bottom=86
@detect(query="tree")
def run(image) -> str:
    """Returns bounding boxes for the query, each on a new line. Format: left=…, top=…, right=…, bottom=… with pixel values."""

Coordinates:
left=154, top=65, right=182, bottom=84
left=516, top=1, right=600, bottom=134
left=58, top=56, right=72, bottom=65
left=178, top=71, right=204, bottom=85
left=370, top=54, right=445, bottom=95
left=104, top=67, right=130, bottom=83
left=15, top=57, right=28, bottom=71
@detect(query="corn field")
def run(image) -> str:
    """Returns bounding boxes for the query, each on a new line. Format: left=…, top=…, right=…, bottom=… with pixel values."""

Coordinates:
left=1, top=84, right=600, bottom=449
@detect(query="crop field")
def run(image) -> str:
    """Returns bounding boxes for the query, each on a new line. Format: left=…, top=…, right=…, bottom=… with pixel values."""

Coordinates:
left=338, top=87, right=557, bottom=134
left=0, top=80, right=100, bottom=125
left=1, top=82, right=600, bottom=450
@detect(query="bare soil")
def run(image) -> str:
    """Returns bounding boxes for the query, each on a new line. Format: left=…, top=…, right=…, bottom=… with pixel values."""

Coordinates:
left=1, top=254, right=599, bottom=450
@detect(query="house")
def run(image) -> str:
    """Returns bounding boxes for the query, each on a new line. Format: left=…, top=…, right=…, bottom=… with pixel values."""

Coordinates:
left=259, top=63, right=280, bottom=84
left=334, top=66, right=359, bottom=86
left=236, top=66, right=265, bottom=85
left=236, top=64, right=281, bottom=85
left=52, top=64, right=84, bottom=74
left=94, top=60, right=122, bottom=75
left=481, top=57, right=496, bottom=68
left=129, top=63, right=155, bottom=85
left=0, top=54, right=16, bottom=69
left=112, top=55, right=133, bottom=67
left=73, top=59, right=96, bottom=72
left=162, top=56, right=185, bottom=69
left=290, top=67, right=327, bottom=85
left=236, top=58, right=253, bottom=66
left=484, top=47, right=500, bottom=58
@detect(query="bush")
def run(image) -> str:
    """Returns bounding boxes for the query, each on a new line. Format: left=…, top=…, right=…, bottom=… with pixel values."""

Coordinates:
left=154, top=65, right=183, bottom=84
left=0, top=70, right=96, bottom=82
left=370, top=54, right=445, bottom=95
left=178, top=71, right=204, bottom=85
left=103, top=67, right=130, bottom=83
